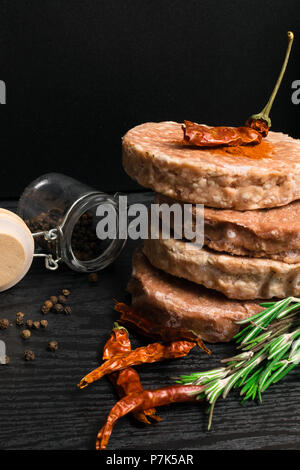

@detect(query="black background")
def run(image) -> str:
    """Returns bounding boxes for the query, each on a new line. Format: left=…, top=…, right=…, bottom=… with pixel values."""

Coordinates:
left=0, top=0, right=299, bottom=198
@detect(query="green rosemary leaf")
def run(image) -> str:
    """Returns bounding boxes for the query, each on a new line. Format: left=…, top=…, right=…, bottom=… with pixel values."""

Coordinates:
left=236, top=298, right=291, bottom=326
left=240, top=367, right=264, bottom=395
left=267, top=299, right=295, bottom=323
left=261, top=362, right=288, bottom=392
left=268, top=341, right=293, bottom=361
left=234, top=324, right=253, bottom=342
left=277, top=303, right=300, bottom=319
left=242, top=298, right=294, bottom=346
left=267, top=335, right=289, bottom=359
left=239, top=302, right=290, bottom=345
left=236, top=361, right=261, bottom=387
left=243, top=330, right=272, bottom=346
left=259, top=302, right=276, bottom=307
left=241, top=325, right=268, bottom=346
left=207, top=401, right=216, bottom=431
left=258, top=389, right=262, bottom=403
left=271, top=362, right=299, bottom=384
left=196, top=392, right=206, bottom=400
left=179, top=368, right=228, bottom=386
left=234, top=376, right=245, bottom=389
left=206, top=384, right=224, bottom=405
left=291, top=328, right=300, bottom=340
left=221, top=352, right=253, bottom=363
left=241, top=384, right=255, bottom=403
left=251, top=384, right=258, bottom=400
left=259, top=345, right=292, bottom=391
left=223, top=356, right=262, bottom=399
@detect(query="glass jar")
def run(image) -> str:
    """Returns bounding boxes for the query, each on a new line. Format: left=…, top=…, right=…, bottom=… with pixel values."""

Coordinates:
left=18, top=173, right=126, bottom=273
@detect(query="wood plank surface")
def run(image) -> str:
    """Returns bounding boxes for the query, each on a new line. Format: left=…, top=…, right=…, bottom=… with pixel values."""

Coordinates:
left=0, top=194, right=299, bottom=450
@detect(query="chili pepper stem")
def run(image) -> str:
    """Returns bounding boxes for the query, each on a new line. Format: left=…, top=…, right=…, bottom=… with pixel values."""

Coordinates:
left=248, top=31, right=294, bottom=128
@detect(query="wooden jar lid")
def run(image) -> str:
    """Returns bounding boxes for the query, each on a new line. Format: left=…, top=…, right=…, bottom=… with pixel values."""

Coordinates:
left=0, top=209, right=34, bottom=291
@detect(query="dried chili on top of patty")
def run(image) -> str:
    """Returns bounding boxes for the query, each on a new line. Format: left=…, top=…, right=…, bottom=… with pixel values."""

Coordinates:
left=183, top=32, right=294, bottom=149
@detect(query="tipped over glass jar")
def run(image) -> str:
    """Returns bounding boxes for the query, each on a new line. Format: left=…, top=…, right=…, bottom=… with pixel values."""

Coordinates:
left=18, top=173, right=127, bottom=273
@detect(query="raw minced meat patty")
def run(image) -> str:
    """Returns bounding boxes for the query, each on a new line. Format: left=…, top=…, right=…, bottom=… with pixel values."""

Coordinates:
left=143, top=236, right=300, bottom=300
left=127, top=248, right=262, bottom=343
left=122, top=121, right=300, bottom=210
left=155, top=193, right=300, bottom=263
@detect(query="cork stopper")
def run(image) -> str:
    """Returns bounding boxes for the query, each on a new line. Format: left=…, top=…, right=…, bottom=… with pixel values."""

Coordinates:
left=0, top=209, right=34, bottom=291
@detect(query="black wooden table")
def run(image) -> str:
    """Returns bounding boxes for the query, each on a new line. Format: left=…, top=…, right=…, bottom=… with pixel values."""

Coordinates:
left=0, top=193, right=300, bottom=450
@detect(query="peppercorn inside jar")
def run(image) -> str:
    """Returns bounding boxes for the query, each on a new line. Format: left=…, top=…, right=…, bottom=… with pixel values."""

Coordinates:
left=18, top=173, right=127, bottom=272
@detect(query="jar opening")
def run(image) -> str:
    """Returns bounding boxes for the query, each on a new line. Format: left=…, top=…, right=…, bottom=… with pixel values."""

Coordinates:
left=60, top=192, right=127, bottom=273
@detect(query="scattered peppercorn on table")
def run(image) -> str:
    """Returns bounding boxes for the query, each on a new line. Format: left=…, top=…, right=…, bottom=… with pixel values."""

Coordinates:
left=1, top=195, right=300, bottom=450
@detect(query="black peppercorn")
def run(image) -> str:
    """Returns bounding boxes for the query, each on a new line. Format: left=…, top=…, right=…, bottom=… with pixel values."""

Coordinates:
left=64, top=306, right=72, bottom=315
left=58, top=295, right=67, bottom=304
left=48, top=341, right=58, bottom=351
left=41, top=305, right=50, bottom=315
left=44, top=300, right=53, bottom=310
left=21, top=329, right=31, bottom=340
left=16, top=312, right=25, bottom=326
left=62, top=289, right=70, bottom=297
left=0, top=318, right=9, bottom=330
left=26, top=320, right=33, bottom=328
left=53, top=303, right=64, bottom=313
left=88, top=272, right=98, bottom=283
left=50, top=296, right=58, bottom=305
left=24, top=350, right=35, bottom=361
left=40, top=320, right=48, bottom=328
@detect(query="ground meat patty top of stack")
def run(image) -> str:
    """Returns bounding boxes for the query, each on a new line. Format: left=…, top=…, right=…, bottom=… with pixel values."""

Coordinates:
left=122, top=121, right=300, bottom=210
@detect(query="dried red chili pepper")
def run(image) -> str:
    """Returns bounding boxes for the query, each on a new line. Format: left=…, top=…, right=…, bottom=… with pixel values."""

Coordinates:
left=96, top=384, right=204, bottom=450
left=78, top=340, right=196, bottom=389
left=102, top=323, right=131, bottom=360
left=108, top=369, right=161, bottom=424
left=183, top=31, right=294, bottom=147
left=103, top=323, right=161, bottom=424
left=114, top=300, right=211, bottom=355
left=183, top=121, right=262, bottom=147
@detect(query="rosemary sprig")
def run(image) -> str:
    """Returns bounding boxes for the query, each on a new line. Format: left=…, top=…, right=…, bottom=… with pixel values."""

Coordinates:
left=177, top=297, right=300, bottom=429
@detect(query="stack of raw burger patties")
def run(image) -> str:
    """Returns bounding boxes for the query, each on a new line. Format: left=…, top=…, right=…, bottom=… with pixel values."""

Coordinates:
left=122, top=121, right=300, bottom=343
